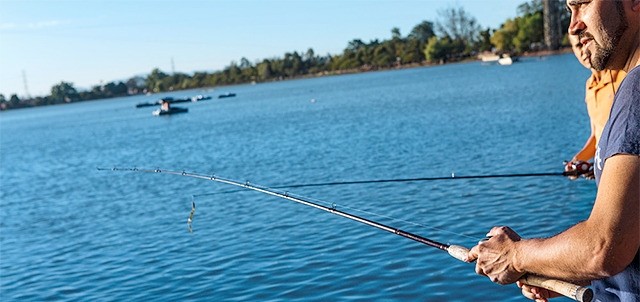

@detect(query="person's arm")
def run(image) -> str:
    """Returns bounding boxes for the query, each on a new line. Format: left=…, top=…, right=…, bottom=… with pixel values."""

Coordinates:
left=517, top=154, right=639, bottom=280
left=571, top=134, right=596, bottom=162
left=468, top=154, right=639, bottom=284
left=565, top=134, right=597, bottom=179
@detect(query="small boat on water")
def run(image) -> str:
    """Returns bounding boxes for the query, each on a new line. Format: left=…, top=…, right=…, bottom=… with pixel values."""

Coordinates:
left=163, top=97, right=191, bottom=104
left=218, top=93, right=236, bottom=99
left=136, top=101, right=160, bottom=108
left=152, top=107, right=188, bottom=116
left=136, top=97, right=192, bottom=108
left=480, top=54, right=500, bottom=62
left=191, top=95, right=212, bottom=102
left=498, top=55, right=513, bottom=66
left=478, top=52, right=516, bottom=66
left=152, top=99, right=188, bottom=116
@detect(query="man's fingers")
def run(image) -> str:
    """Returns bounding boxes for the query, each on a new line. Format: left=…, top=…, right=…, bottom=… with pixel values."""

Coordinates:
left=520, top=285, right=537, bottom=300
left=474, top=262, right=486, bottom=276
left=520, top=283, right=550, bottom=302
left=487, top=225, right=509, bottom=236
left=466, top=245, right=480, bottom=262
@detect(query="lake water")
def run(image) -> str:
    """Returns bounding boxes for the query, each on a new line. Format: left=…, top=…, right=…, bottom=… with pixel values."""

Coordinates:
left=1, top=54, right=598, bottom=301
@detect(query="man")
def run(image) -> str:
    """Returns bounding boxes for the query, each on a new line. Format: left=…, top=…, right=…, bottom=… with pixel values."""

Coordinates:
left=566, top=35, right=626, bottom=177
left=467, top=1, right=640, bottom=301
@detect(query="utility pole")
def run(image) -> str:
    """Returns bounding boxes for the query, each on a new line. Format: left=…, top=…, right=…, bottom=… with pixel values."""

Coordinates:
left=543, top=0, right=562, bottom=50
left=22, top=70, right=31, bottom=99
left=171, top=57, right=175, bottom=74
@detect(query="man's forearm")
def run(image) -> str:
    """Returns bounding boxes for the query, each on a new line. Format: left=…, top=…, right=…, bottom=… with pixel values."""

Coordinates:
left=515, top=155, right=640, bottom=281
left=515, top=221, right=612, bottom=281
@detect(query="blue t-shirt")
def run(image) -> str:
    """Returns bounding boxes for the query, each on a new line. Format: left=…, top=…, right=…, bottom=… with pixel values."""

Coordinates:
left=593, top=65, right=640, bottom=302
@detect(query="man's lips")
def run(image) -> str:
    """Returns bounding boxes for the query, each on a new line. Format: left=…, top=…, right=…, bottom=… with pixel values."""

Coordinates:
left=580, top=37, right=593, bottom=47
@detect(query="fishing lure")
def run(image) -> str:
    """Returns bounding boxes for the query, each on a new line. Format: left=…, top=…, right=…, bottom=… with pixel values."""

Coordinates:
left=187, top=200, right=195, bottom=233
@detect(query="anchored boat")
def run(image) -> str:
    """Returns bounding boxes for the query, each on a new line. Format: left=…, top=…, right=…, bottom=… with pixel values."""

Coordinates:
left=152, top=107, right=188, bottom=116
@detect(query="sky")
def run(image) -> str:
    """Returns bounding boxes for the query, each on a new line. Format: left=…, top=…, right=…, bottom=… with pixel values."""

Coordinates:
left=0, top=0, right=524, bottom=97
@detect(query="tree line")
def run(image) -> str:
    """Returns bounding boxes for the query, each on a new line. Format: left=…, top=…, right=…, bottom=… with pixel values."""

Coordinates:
left=1, top=0, right=569, bottom=111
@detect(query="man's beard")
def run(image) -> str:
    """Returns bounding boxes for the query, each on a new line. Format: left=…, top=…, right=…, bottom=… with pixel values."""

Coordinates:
left=589, top=37, right=617, bottom=71
left=586, top=1, right=628, bottom=71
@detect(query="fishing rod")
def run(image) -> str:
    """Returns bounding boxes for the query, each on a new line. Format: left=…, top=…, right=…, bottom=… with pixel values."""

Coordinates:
left=193, top=165, right=593, bottom=197
left=98, top=167, right=593, bottom=302
left=239, top=170, right=588, bottom=190
left=273, top=161, right=593, bottom=189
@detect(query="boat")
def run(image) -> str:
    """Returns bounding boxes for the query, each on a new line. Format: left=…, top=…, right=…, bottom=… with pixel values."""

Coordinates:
left=191, top=95, right=212, bottom=102
left=479, top=53, right=500, bottom=62
left=498, top=55, right=513, bottom=66
left=168, top=98, right=191, bottom=104
left=135, top=101, right=160, bottom=108
left=478, top=52, right=516, bottom=66
left=152, top=107, right=188, bottom=116
left=136, top=97, right=190, bottom=108
left=218, top=93, right=236, bottom=99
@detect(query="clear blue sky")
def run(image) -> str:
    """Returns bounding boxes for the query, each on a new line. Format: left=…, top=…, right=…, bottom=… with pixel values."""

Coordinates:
left=0, top=0, right=524, bottom=97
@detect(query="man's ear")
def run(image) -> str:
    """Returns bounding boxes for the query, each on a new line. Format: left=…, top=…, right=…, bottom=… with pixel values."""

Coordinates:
left=632, top=0, right=640, bottom=12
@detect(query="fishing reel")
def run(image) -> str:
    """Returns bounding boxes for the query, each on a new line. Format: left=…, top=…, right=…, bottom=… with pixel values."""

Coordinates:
left=563, top=160, right=594, bottom=179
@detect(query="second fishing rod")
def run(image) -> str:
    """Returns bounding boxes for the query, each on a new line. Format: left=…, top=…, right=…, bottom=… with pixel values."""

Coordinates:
left=193, top=162, right=594, bottom=197
left=291, top=160, right=592, bottom=187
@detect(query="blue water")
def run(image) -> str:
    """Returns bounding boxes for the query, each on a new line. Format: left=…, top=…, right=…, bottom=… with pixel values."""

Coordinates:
left=1, top=54, right=597, bottom=301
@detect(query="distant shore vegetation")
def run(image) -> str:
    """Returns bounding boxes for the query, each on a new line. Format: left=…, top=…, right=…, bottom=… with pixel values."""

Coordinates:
left=1, top=0, right=569, bottom=111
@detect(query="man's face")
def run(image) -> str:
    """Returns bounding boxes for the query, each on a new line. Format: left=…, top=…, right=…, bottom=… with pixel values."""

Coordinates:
left=569, top=34, right=592, bottom=69
left=566, top=0, right=628, bottom=71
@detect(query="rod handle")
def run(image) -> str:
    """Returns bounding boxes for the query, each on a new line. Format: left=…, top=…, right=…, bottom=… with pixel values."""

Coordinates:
left=446, top=245, right=593, bottom=302
left=520, top=275, right=593, bottom=302
left=447, top=244, right=471, bottom=262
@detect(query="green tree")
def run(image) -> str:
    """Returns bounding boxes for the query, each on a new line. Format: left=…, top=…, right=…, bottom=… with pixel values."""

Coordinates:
left=101, top=81, right=128, bottom=97
left=400, top=38, right=424, bottom=64
left=517, top=0, right=542, bottom=16
left=435, top=6, right=481, bottom=52
left=346, top=39, right=366, bottom=52
left=256, top=59, right=273, bottom=81
left=477, top=28, right=494, bottom=52
left=126, top=76, right=146, bottom=94
left=408, top=20, right=435, bottom=45
left=9, top=94, right=21, bottom=107
left=50, top=81, right=79, bottom=103
left=391, top=27, right=402, bottom=41
left=283, top=52, right=303, bottom=77
left=407, top=20, right=435, bottom=62
left=146, top=68, right=169, bottom=93
left=491, top=19, right=518, bottom=52
left=424, top=36, right=452, bottom=63
left=514, top=12, right=543, bottom=52
left=373, top=42, right=395, bottom=67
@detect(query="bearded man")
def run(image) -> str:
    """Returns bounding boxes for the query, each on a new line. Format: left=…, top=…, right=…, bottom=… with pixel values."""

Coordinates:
left=467, top=1, right=640, bottom=301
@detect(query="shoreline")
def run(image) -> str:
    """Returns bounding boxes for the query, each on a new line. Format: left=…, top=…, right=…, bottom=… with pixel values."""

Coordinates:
left=258, top=47, right=573, bottom=83
left=1, top=48, right=573, bottom=111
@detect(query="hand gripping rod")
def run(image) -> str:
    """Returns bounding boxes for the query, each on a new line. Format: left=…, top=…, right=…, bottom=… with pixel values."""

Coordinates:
left=98, top=167, right=593, bottom=302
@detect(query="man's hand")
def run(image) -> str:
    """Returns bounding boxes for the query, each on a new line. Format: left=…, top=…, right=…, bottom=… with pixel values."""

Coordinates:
left=467, top=226, right=525, bottom=284
left=564, top=160, right=580, bottom=180
left=564, top=160, right=593, bottom=180
left=516, top=280, right=561, bottom=302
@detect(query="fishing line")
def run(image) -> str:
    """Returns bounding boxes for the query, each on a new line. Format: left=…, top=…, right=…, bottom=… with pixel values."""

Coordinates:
left=98, top=166, right=593, bottom=302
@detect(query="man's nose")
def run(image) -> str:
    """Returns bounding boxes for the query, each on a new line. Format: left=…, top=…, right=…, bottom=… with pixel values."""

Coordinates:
left=568, top=12, right=586, bottom=36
